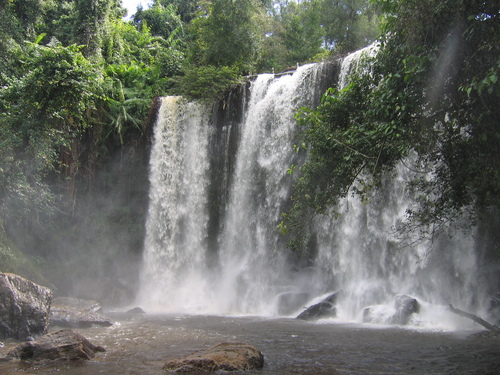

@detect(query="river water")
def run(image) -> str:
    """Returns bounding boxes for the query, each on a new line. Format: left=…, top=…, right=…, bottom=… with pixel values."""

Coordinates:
left=1, top=313, right=499, bottom=374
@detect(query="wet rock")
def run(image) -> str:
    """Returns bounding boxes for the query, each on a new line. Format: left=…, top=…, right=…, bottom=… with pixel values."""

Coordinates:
left=296, top=301, right=337, bottom=320
left=390, top=295, right=420, bottom=325
left=362, top=306, right=375, bottom=323
left=323, top=290, right=344, bottom=304
left=296, top=290, right=343, bottom=320
left=126, top=306, right=146, bottom=315
left=50, top=297, right=112, bottom=328
left=277, top=292, right=310, bottom=315
left=163, top=342, right=264, bottom=372
left=0, top=273, right=52, bottom=340
left=363, top=295, right=420, bottom=325
left=7, top=329, right=105, bottom=361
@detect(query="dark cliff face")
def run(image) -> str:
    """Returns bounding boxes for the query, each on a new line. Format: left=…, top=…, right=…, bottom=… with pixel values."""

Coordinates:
left=206, top=82, right=249, bottom=265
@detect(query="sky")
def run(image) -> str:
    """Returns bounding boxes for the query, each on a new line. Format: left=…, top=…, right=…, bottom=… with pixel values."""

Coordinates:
left=122, top=0, right=151, bottom=17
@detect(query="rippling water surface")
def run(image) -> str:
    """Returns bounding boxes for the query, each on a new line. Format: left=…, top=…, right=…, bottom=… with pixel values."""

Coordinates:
left=1, top=314, right=499, bottom=374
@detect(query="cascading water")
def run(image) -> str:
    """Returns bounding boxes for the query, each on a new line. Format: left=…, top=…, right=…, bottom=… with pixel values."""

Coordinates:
left=141, top=97, right=213, bottom=310
left=139, top=47, right=496, bottom=328
left=140, top=64, right=331, bottom=314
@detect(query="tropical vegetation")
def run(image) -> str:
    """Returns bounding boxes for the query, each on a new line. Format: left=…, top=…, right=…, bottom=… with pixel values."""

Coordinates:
left=281, top=0, right=499, bottom=253
left=0, top=0, right=497, bottom=299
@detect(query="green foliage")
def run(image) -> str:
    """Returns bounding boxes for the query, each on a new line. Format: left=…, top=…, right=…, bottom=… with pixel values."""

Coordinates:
left=173, top=65, right=242, bottom=101
left=133, top=2, right=184, bottom=40
left=187, top=0, right=264, bottom=73
left=283, top=0, right=500, bottom=251
left=256, top=0, right=380, bottom=72
left=104, top=64, right=152, bottom=143
left=278, top=0, right=325, bottom=64
left=320, top=0, right=380, bottom=52
left=0, top=40, right=103, bottom=227
left=137, top=0, right=198, bottom=23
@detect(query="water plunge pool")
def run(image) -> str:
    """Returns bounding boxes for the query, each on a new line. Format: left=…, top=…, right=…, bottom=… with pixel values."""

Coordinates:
left=1, top=313, right=499, bottom=374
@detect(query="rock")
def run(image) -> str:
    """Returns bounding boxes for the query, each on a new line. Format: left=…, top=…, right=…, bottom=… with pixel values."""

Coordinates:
left=277, top=292, right=310, bottom=315
left=0, top=273, right=52, bottom=340
left=296, top=301, right=337, bottom=320
left=362, top=306, right=373, bottom=323
left=50, top=297, right=112, bottom=328
left=323, top=290, right=344, bottom=304
left=163, top=342, right=264, bottom=372
left=390, top=295, right=420, bottom=325
left=126, top=306, right=146, bottom=315
left=296, top=290, right=343, bottom=320
left=362, top=295, right=420, bottom=325
left=7, top=329, right=105, bottom=361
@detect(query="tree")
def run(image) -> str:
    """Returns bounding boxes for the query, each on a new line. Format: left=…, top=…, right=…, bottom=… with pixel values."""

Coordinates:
left=277, top=0, right=325, bottom=64
left=74, top=0, right=119, bottom=58
left=132, top=2, right=184, bottom=40
left=0, top=40, right=102, bottom=227
left=320, top=0, right=380, bottom=52
left=11, top=0, right=44, bottom=38
left=0, top=0, right=23, bottom=75
left=282, top=0, right=500, bottom=251
left=256, top=0, right=380, bottom=72
left=150, top=0, right=198, bottom=23
left=187, top=0, right=264, bottom=73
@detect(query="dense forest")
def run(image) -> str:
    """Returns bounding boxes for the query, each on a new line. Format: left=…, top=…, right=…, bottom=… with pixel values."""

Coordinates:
left=0, top=0, right=498, bottom=304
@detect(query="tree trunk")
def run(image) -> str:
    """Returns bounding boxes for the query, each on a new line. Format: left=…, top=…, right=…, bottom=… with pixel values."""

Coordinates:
left=448, top=304, right=500, bottom=332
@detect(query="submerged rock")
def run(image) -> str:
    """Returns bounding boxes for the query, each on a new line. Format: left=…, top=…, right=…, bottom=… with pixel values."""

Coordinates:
left=0, top=273, right=52, bottom=340
left=50, top=297, right=112, bottom=327
left=296, top=290, right=343, bottom=320
left=163, top=342, right=264, bottom=372
left=7, top=329, right=105, bottom=361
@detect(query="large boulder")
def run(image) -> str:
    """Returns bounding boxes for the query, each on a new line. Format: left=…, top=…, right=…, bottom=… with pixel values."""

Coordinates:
left=50, top=297, right=112, bottom=327
left=296, top=301, right=337, bottom=321
left=296, top=290, right=344, bottom=321
left=163, top=342, right=264, bottom=372
left=390, top=294, right=420, bottom=325
left=0, top=273, right=52, bottom=340
left=7, top=329, right=105, bottom=361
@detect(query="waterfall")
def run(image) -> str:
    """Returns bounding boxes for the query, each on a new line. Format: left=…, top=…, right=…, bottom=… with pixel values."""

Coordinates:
left=140, top=97, right=213, bottom=310
left=139, top=49, right=494, bottom=327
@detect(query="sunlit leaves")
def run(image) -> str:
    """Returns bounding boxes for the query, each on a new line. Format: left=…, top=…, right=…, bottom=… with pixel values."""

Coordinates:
left=173, top=65, right=242, bottom=100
